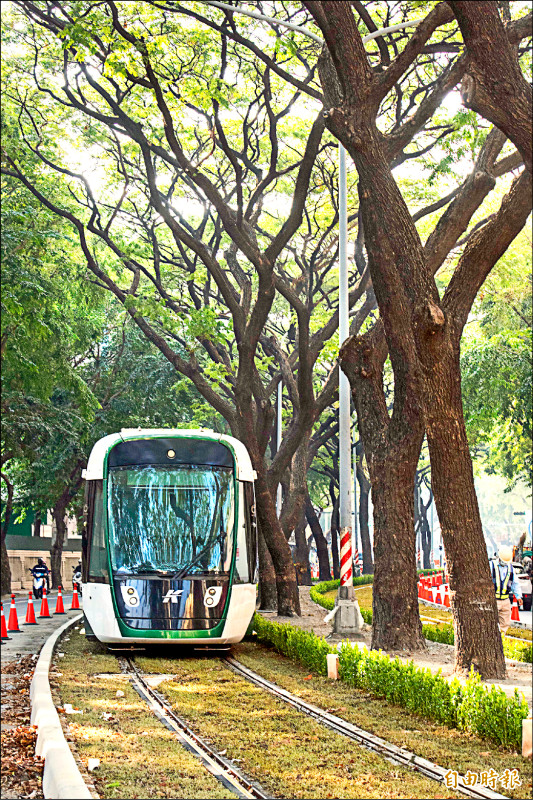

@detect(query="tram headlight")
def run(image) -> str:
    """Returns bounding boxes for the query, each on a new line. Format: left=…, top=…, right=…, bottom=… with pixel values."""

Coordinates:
left=167, top=449, right=176, bottom=459
left=203, top=586, right=223, bottom=608
left=120, top=585, right=140, bottom=607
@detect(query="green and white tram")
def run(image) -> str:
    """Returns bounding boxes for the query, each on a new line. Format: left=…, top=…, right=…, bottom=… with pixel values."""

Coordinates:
left=81, top=429, right=257, bottom=646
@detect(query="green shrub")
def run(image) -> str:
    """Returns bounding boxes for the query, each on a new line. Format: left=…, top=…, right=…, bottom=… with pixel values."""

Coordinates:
left=502, top=635, right=533, bottom=663
left=422, top=623, right=455, bottom=646
left=253, top=613, right=333, bottom=676
left=309, top=584, right=335, bottom=611
left=311, top=579, right=532, bottom=664
left=252, top=613, right=530, bottom=751
left=456, top=671, right=529, bottom=749
left=422, top=623, right=532, bottom=663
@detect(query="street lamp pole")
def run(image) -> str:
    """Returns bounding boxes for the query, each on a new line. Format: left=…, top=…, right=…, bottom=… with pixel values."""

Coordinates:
left=353, top=423, right=359, bottom=575
left=337, top=142, right=354, bottom=596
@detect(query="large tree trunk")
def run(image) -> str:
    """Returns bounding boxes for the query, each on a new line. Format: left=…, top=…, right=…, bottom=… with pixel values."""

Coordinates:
left=329, top=485, right=340, bottom=580
left=254, top=468, right=301, bottom=616
left=1, top=538, right=11, bottom=596
left=1, top=471, right=14, bottom=595
left=33, top=510, right=42, bottom=538
left=369, top=452, right=426, bottom=651
left=294, top=513, right=312, bottom=586
left=448, top=1, right=532, bottom=174
left=355, top=445, right=374, bottom=574
left=424, top=342, right=505, bottom=676
left=49, top=461, right=85, bottom=591
left=50, top=500, right=68, bottom=590
left=305, top=493, right=331, bottom=580
left=279, top=438, right=310, bottom=544
left=257, top=527, right=277, bottom=610
left=341, top=329, right=426, bottom=652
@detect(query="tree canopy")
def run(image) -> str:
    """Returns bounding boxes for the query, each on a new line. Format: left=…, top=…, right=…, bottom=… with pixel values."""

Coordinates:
left=1, top=1, right=531, bottom=672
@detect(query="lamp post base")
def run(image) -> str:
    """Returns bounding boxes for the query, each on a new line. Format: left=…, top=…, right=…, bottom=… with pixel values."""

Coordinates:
left=333, top=586, right=365, bottom=635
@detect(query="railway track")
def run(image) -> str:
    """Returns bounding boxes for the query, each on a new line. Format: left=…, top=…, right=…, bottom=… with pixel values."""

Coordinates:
left=118, top=653, right=509, bottom=800
left=118, top=656, right=272, bottom=800
left=222, top=656, right=508, bottom=800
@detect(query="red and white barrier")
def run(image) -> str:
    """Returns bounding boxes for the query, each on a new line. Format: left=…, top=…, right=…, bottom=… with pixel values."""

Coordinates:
left=339, top=528, right=352, bottom=588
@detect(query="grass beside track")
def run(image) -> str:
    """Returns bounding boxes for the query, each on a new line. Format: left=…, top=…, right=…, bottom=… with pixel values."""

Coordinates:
left=52, top=626, right=234, bottom=799
left=139, top=652, right=461, bottom=799
left=334, top=587, right=533, bottom=641
left=232, top=641, right=532, bottom=800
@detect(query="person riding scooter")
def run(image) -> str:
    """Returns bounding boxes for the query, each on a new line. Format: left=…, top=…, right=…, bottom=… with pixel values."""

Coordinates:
left=72, top=560, right=82, bottom=596
left=29, top=557, right=50, bottom=598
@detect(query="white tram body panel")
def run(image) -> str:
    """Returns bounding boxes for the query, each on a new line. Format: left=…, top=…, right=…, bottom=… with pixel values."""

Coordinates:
left=82, top=429, right=258, bottom=647
left=85, top=429, right=255, bottom=481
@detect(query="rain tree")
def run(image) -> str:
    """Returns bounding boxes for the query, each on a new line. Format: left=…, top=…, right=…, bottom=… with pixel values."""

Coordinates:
left=2, top=0, right=370, bottom=614
left=304, top=0, right=531, bottom=676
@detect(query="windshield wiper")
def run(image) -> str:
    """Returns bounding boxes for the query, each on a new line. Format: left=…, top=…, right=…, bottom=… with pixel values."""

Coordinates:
left=173, top=544, right=213, bottom=580
left=173, top=530, right=226, bottom=581
left=118, top=566, right=174, bottom=577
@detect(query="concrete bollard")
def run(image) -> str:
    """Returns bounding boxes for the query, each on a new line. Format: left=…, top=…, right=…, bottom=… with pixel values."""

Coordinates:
left=327, top=653, right=339, bottom=680
left=523, top=715, right=532, bottom=759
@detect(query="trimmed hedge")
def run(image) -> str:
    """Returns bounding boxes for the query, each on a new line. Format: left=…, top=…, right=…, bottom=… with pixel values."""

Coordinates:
left=253, top=612, right=529, bottom=751
left=310, top=578, right=533, bottom=663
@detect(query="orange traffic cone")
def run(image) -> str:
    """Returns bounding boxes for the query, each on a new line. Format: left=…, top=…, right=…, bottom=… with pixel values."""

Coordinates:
left=71, top=586, right=80, bottom=610
left=443, top=585, right=451, bottom=608
left=1, top=602, right=11, bottom=639
left=39, top=587, right=51, bottom=618
left=511, top=599, right=520, bottom=622
left=24, top=592, right=38, bottom=625
left=7, top=594, right=21, bottom=632
left=435, top=585, right=443, bottom=604
left=54, top=586, right=65, bottom=614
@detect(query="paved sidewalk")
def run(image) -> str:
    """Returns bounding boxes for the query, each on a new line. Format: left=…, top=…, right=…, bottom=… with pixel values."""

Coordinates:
left=2, top=592, right=82, bottom=665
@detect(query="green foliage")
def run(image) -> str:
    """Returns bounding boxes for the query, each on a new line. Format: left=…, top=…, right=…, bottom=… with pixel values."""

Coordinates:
left=456, top=672, right=529, bottom=749
left=253, top=613, right=529, bottom=751
left=461, top=231, right=531, bottom=488
left=310, top=579, right=532, bottom=663
left=253, top=613, right=332, bottom=677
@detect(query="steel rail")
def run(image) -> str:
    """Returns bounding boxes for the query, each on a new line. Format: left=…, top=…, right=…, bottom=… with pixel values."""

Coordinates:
left=119, top=657, right=272, bottom=800
left=223, top=656, right=509, bottom=800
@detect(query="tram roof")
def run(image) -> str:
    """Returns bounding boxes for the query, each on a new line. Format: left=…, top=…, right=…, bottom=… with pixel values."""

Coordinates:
left=84, top=429, right=255, bottom=481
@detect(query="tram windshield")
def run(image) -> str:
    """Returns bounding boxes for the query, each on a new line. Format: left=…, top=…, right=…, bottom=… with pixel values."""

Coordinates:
left=107, top=465, right=234, bottom=577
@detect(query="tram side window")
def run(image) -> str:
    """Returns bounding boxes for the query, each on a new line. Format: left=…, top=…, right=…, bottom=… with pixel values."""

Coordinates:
left=233, top=483, right=249, bottom=584
left=86, top=480, right=109, bottom=583
left=244, top=481, right=257, bottom=583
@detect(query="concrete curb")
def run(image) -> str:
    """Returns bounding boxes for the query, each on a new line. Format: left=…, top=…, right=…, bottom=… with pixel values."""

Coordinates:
left=30, top=613, right=93, bottom=799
